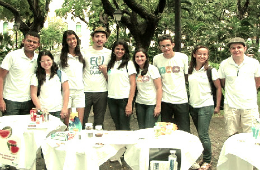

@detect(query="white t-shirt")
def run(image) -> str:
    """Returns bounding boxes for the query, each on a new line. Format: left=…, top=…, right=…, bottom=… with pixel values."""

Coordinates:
left=188, top=67, right=219, bottom=108
left=83, top=47, right=111, bottom=92
left=30, top=71, right=68, bottom=112
left=218, top=55, right=260, bottom=109
left=153, top=52, right=188, bottom=104
left=108, top=60, right=136, bottom=99
left=136, top=64, right=161, bottom=105
left=1, top=48, right=37, bottom=102
left=55, top=54, right=84, bottom=90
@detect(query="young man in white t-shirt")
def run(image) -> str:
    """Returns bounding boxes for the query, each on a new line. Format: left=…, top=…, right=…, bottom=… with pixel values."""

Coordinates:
left=218, top=37, right=260, bottom=136
left=153, top=34, right=190, bottom=132
left=83, top=27, right=111, bottom=128
left=0, top=31, right=40, bottom=115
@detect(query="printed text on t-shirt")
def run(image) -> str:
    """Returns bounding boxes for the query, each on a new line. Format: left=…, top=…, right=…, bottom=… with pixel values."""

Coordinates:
left=90, top=56, right=104, bottom=75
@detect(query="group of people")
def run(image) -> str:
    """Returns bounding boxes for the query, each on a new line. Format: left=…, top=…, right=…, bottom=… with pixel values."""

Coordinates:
left=0, top=26, right=259, bottom=170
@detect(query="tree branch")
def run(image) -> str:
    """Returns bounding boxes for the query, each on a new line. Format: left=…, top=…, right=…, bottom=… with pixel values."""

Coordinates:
left=123, top=0, right=155, bottom=20
left=112, top=0, right=119, bottom=9
left=27, top=0, right=37, bottom=17
left=101, top=0, right=114, bottom=16
left=0, top=1, right=19, bottom=16
left=154, top=0, right=166, bottom=15
left=71, top=10, right=88, bottom=24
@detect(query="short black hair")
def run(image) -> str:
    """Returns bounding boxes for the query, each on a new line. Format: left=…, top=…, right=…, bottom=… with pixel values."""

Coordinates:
left=158, top=34, right=174, bottom=44
left=25, top=31, right=40, bottom=41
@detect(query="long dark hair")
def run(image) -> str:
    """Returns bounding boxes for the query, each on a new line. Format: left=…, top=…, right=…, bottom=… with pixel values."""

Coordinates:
left=36, top=50, right=58, bottom=95
left=133, top=48, right=149, bottom=76
left=60, top=30, right=85, bottom=69
left=188, top=45, right=210, bottom=74
left=107, top=40, right=130, bottom=70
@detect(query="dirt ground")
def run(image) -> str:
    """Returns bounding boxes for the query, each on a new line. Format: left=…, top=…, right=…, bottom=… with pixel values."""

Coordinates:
left=32, top=109, right=229, bottom=170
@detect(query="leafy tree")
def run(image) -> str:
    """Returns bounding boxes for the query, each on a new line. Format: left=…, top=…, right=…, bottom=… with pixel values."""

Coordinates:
left=0, top=33, right=13, bottom=63
left=0, top=0, right=51, bottom=35
left=40, top=19, right=66, bottom=51
left=57, top=0, right=167, bottom=51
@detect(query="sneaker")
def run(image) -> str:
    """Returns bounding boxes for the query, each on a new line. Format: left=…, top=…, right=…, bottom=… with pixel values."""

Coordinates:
left=190, top=162, right=200, bottom=169
left=199, top=162, right=211, bottom=170
left=109, top=159, right=118, bottom=162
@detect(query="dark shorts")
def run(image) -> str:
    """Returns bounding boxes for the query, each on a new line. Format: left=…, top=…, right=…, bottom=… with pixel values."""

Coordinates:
left=3, top=99, right=34, bottom=116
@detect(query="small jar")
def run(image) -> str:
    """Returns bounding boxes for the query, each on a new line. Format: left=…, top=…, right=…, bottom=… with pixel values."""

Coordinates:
left=95, top=125, right=103, bottom=137
left=85, top=123, right=93, bottom=138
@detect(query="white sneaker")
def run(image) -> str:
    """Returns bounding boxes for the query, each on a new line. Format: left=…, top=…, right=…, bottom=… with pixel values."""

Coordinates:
left=190, top=162, right=200, bottom=169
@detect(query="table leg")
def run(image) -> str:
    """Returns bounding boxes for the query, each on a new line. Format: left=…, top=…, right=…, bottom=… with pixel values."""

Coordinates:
left=30, top=160, right=36, bottom=170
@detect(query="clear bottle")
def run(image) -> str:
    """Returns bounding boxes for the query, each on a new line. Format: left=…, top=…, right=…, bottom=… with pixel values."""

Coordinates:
left=168, top=150, right=178, bottom=170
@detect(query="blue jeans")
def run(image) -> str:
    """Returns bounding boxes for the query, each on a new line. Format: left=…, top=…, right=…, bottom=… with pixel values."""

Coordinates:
left=108, top=98, right=130, bottom=130
left=161, top=102, right=190, bottom=133
left=84, top=92, right=108, bottom=128
left=3, top=99, right=34, bottom=116
left=136, top=103, right=158, bottom=129
left=190, top=105, right=213, bottom=163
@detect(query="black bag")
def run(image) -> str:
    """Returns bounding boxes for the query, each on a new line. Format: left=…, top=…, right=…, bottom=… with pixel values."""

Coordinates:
left=206, top=67, right=224, bottom=110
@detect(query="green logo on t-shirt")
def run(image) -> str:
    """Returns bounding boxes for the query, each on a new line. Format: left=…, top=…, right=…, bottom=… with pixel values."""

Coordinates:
left=159, top=67, right=166, bottom=74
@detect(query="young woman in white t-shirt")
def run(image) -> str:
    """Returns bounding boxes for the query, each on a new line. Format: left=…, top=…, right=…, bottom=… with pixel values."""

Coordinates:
left=30, top=50, right=69, bottom=119
left=58, top=30, right=86, bottom=125
left=133, top=48, right=162, bottom=129
left=188, top=45, right=222, bottom=170
left=106, top=40, right=136, bottom=130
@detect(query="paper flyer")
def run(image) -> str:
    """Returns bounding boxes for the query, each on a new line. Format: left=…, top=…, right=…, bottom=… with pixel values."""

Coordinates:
left=0, top=126, right=21, bottom=167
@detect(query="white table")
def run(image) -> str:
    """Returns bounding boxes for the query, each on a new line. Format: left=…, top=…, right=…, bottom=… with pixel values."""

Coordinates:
left=124, top=130, right=203, bottom=170
left=217, top=133, right=260, bottom=170
left=0, top=115, right=66, bottom=170
left=42, top=130, right=139, bottom=170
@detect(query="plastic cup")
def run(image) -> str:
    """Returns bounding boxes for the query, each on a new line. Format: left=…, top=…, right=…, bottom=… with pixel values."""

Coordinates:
left=255, top=129, right=259, bottom=139
left=251, top=126, right=256, bottom=138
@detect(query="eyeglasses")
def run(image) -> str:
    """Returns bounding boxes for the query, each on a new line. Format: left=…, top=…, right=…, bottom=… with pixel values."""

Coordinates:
left=160, top=44, right=172, bottom=49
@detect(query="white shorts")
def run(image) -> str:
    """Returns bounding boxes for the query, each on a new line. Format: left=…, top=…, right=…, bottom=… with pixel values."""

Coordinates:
left=224, top=104, right=259, bottom=136
left=68, top=89, right=85, bottom=108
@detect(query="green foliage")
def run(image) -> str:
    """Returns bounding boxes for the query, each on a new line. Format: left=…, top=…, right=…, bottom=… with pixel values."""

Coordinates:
left=179, top=0, right=260, bottom=63
left=40, top=19, right=67, bottom=51
left=55, top=0, right=260, bottom=64
left=55, top=0, right=108, bottom=32
left=0, top=33, right=13, bottom=64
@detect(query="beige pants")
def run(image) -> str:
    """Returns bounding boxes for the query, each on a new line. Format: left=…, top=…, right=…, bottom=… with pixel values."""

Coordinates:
left=224, top=104, right=259, bottom=136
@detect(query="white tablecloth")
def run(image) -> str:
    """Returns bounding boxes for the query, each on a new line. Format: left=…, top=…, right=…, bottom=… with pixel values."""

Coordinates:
left=217, top=133, right=260, bottom=170
left=124, top=130, right=203, bottom=170
left=42, top=130, right=138, bottom=170
left=0, top=115, right=66, bottom=169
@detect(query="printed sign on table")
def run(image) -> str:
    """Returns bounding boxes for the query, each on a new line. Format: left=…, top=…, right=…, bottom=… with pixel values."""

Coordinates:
left=0, top=126, right=20, bottom=167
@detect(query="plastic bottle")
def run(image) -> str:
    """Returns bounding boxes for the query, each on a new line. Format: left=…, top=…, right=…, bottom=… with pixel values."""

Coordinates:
left=168, top=150, right=178, bottom=170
